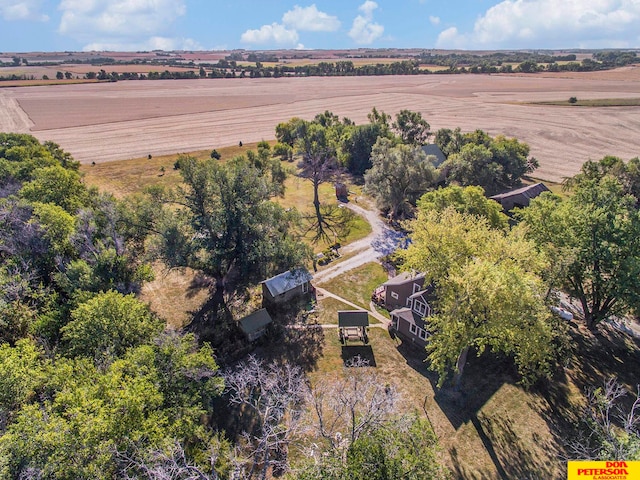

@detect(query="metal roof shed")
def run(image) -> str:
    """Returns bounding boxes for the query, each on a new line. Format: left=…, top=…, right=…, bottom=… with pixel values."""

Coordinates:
left=262, top=268, right=313, bottom=297
left=239, top=308, right=273, bottom=341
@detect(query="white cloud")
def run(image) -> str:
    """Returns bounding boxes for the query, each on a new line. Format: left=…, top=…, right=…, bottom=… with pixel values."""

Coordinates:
left=282, top=4, right=340, bottom=32
left=429, top=15, right=440, bottom=26
left=349, top=0, right=384, bottom=44
left=358, top=0, right=379, bottom=17
left=58, top=0, right=196, bottom=51
left=241, top=23, right=299, bottom=45
left=0, top=0, right=48, bottom=21
left=241, top=4, right=339, bottom=47
left=437, top=0, right=640, bottom=49
left=83, top=37, right=203, bottom=52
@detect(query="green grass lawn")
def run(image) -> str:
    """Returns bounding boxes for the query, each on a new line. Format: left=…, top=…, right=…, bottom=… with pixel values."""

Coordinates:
left=315, top=296, right=353, bottom=325
left=317, top=262, right=389, bottom=311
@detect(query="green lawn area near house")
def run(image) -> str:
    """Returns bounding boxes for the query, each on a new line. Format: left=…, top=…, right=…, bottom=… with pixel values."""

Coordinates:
left=317, top=262, right=389, bottom=311
left=314, top=296, right=353, bottom=325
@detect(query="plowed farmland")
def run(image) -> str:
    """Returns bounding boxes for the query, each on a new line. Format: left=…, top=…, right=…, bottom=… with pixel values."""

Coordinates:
left=2, top=67, right=640, bottom=182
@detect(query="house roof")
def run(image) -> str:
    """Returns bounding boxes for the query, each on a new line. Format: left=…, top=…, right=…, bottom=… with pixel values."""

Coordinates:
left=489, top=183, right=549, bottom=202
left=338, top=310, right=370, bottom=327
left=409, top=289, right=429, bottom=300
left=409, top=284, right=436, bottom=301
left=421, top=144, right=447, bottom=168
left=390, top=307, right=426, bottom=329
left=262, top=268, right=313, bottom=297
left=239, top=308, right=273, bottom=335
left=382, top=271, right=425, bottom=287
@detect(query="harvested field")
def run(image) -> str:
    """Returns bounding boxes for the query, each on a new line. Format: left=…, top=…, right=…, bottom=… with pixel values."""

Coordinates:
left=2, top=67, right=640, bottom=182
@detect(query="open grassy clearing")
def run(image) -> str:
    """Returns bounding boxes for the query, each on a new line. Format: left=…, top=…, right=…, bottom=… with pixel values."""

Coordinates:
left=81, top=139, right=372, bottom=252
left=80, top=142, right=265, bottom=197
left=317, top=262, right=388, bottom=311
left=314, top=296, right=353, bottom=325
left=139, top=264, right=212, bottom=330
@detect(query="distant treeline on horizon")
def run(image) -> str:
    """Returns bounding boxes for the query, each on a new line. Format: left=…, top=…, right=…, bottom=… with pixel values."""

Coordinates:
left=1, top=50, right=637, bottom=82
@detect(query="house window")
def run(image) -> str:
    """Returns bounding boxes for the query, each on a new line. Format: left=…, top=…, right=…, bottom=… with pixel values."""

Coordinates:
left=409, top=323, right=417, bottom=334
left=302, top=282, right=309, bottom=294
left=406, top=298, right=413, bottom=308
left=413, top=283, right=421, bottom=294
left=419, top=328, right=427, bottom=340
left=391, top=292, right=399, bottom=300
left=413, top=300, right=427, bottom=316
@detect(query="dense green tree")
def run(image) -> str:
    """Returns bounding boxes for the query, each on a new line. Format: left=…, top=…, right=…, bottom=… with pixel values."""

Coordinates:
left=442, top=143, right=498, bottom=192
left=0, top=339, right=49, bottom=415
left=392, top=109, right=431, bottom=145
left=0, top=335, right=223, bottom=479
left=564, top=155, right=640, bottom=204
left=340, top=122, right=389, bottom=175
left=275, top=117, right=307, bottom=146
left=19, top=165, right=89, bottom=214
left=401, top=208, right=557, bottom=386
left=516, top=178, right=640, bottom=330
left=61, top=290, right=164, bottom=360
left=441, top=133, right=537, bottom=195
left=364, top=138, right=435, bottom=219
left=417, top=185, right=509, bottom=229
left=434, top=127, right=464, bottom=157
left=153, top=156, right=310, bottom=309
left=0, top=133, right=68, bottom=185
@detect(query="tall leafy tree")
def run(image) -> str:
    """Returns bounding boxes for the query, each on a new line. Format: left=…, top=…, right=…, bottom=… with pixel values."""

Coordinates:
left=339, top=123, right=387, bottom=176
left=417, top=184, right=509, bottom=230
left=61, top=291, right=164, bottom=360
left=154, top=156, right=310, bottom=309
left=517, top=178, right=640, bottom=330
left=401, top=208, right=557, bottom=386
left=392, top=109, right=431, bottom=145
left=440, top=131, right=538, bottom=195
left=364, top=138, right=435, bottom=219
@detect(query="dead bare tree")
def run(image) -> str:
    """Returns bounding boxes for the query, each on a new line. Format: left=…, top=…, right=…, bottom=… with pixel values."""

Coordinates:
left=223, top=356, right=307, bottom=480
left=306, top=356, right=399, bottom=458
left=118, top=439, right=246, bottom=480
left=567, top=377, right=640, bottom=460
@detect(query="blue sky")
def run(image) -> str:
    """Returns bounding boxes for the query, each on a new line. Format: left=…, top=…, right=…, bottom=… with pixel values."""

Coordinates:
left=1, top=0, right=639, bottom=52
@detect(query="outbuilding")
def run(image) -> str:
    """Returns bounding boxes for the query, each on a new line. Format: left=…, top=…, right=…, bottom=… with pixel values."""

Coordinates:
left=262, top=268, right=314, bottom=307
left=238, top=308, right=273, bottom=342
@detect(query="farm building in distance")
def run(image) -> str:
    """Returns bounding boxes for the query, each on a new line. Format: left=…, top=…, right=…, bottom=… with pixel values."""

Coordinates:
left=490, top=183, right=549, bottom=211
